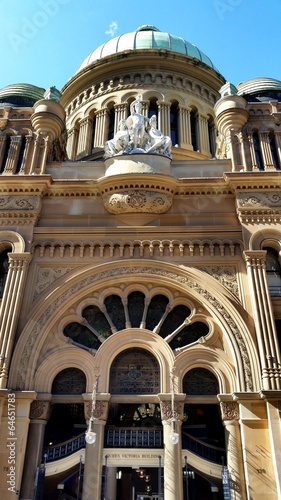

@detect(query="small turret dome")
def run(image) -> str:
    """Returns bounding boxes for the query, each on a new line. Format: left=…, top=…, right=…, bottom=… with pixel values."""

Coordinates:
left=237, top=77, right=281, bottom=102
left=0, top=83, right=45, bottom=107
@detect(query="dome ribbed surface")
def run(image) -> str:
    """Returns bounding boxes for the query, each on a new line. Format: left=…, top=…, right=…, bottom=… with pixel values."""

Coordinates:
left=237, top=77, right=281, bottom=96
left=0, top=83, right=45, bottom=106
left=77, top=25, right=218, bottom=73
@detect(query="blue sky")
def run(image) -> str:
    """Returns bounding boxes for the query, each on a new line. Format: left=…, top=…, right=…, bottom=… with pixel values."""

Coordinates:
left=1, top=0, right=280, bottom=92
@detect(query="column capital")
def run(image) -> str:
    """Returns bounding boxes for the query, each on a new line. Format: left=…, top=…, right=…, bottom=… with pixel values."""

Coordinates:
left=219, top=400, right=239, bottom=421
left=83, top=395, right=110, bottom=421
left=243, top=250, right=267, bottom=265
left=158, top=394, right=186, bottom=421
left=8, top=252, right=33, bottom=267
left=30, top=399, right=52, bottom=421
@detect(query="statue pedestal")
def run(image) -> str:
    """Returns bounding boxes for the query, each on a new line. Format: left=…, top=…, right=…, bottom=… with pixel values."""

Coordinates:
left=104, top=154, right=171, bottom=176
left=99, top=155, right=176, bottom=215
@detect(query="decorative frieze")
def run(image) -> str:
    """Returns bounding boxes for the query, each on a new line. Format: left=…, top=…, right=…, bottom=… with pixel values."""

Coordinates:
left=103, top=190, right=173, bottom=214
left=34, top=266, right=72, bottom=299
left=236, top=192, right=281, bottom=223
left=84, top=400, right=109, bottom=421
left=0, top=195, right=41, bottom=225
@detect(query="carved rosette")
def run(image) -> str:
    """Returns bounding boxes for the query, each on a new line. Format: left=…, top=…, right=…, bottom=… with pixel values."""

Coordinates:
left=84, top=400, right=109, bottom=422
left=98, top=166, right=177, bottom=215
left=220, top=401, right=239, bottom=421
left=30, top=401, right=51, bottom=421
left=103, top=190, right=173, bottom=214
left=160, top=401, right=184, bottom=421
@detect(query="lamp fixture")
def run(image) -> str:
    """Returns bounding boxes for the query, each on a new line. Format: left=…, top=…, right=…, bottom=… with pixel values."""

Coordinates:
left=169, top=369, right=179, bottom=445
left=85, top=375, right=99, bottom=445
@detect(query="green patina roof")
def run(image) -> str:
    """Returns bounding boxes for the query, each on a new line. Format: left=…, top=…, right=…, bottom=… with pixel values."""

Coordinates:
left=0, top=83, right=45, bottom=107
left=77, top=25, right=218, bottom=73
left=237, top=77, right=281, bottom=96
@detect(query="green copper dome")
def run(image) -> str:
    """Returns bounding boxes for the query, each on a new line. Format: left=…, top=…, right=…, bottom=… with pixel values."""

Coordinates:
left=237, top=77, right=281, bottom=96
left=77, top=25, right=218, bottom=73
left=0, top=83, right=45, bottom=107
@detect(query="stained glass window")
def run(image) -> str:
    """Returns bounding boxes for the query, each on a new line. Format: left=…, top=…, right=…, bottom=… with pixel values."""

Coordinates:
left=146, top=294, right=169, bottom=330
left=183, top=368, right=219, bottom=395
left=104, top=294, right=126, bottom=330
left=110, top=348, right=160, bottom=394
left=82, top=305, right=111, bottom=337
left=52, top=368, right=86, bottom=394
left=128, top=292, right=145, bottom=327
left=169, top=322, right=209, bottom=349
left=64, top=322, right=101, bottom=349
left=158, top=304, right=191, bottom=338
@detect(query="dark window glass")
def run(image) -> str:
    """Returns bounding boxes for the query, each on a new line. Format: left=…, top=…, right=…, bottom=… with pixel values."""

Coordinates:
left=158, top=305, right=191, bottom=338
left=128, top=291, right=145, bottom=327
left=16, top=136, right=26, bottom=173
left=63, top=322, right=101, bottom=350
left=0, top=250, right=9, bottom=298
left=170, top=104, right=178, bottom=146
left=52, top=368, right=86, bottom=394
left=108, top=108, right=115, bottom=140
left=82, top=305, right=111, bottom=337
left=190, top=112, right=197, bottom=150
left=148, top=100, right=158, bottom=119
left=146, top=294, right=169, bottom=330
left=0, top=136, right=11, bottom=172
left=169, top=321, right=209, bottom=349
left=264, top=247, right=281, bottom=296
left=104, top=294, right=126, bottom=330
left=183, top=368, right=219, bottom=395
left=253, top=132, right=264, bottom=170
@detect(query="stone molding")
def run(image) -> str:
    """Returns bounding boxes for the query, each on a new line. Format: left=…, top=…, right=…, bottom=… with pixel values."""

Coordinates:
left=30, top=400, right=51, bottom=420
left=220, top=401, right=239, bottom=421
left=84, top=400, right=109, bottom=422
left=103, top=190, right=173, bottom=214
left=15, top=265, right=253, bottom=391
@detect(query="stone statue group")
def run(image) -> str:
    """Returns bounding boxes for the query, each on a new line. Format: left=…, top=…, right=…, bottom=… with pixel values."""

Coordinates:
left=104, top=95, right=172, bottom=158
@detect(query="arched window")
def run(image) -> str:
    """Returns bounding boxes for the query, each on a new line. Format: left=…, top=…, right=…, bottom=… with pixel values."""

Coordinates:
left=108, top=107, right=115, bottom=141
left=63, top=293, right=209, bottom=352
left=0, top=249, right=9, bottom=298
left=16, top=136, right=26, bottom=173
left=264, top=247, right=281, bottom=296
left=148, top=99, right=158, bottom=119
left=183, top=368, right=219, bottom=395
left=190, top=110, right=198, bottom=151
left=110, top=348, right=160, bottom=395
left=52, top=368, right=86, bottom=394
left=0, top=136, right=11, bottom=173
left=91, top=114, right=96, bottom=152
left=170, top=103, right=179, bottom=146
left=269, top=131, right=280, bottom=170
left=253, top=131, right=264, bottom=170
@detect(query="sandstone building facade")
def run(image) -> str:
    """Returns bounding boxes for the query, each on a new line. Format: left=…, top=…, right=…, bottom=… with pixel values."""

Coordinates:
left=0, top=24, right=281, bottom=500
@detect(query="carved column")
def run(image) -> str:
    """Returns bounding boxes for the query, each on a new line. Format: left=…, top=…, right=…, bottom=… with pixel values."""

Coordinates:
left=178, top=106, right=192, bottom=148
left=20, top=398, right=51, bottom=500
left=82, top=397, right=109, bottom=500
left=243, top=251, right=281, bottom=389
left=94, top=109, right=109, bottom=148
left=237, top=131, right=248, bottom=171
left=77, top=118, right=93, bottom=157
left=0, top=253, right=32, bottom=388
left=259, top=131, right=274, bottom=170
left=159, top=396, right=184, bottom=500
left=197, top=113, right=210, bottom=155
left=247, top=133, right=259, bottom=170
left=19, top=135, right=33, bottom=174
left=114, top=104, right=128, bottom=134
left=39, top=134, right=51, bottom=174
left=3, top=135, right=22, bottom=174
left=29, top=133, right=41, bottom=173
left=219, top=399, right=246, bottom=500
left=66, top=127, right=78, bottom=160
left=157, top=102, right=170, bottom=137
